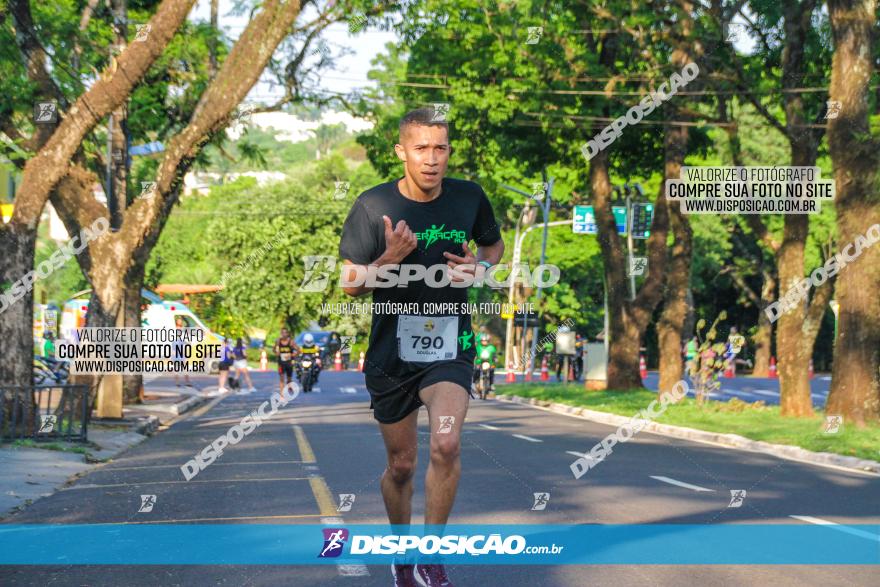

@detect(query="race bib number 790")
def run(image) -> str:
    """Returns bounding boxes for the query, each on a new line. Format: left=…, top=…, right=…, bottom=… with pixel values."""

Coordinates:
left=397, top=315, right=458, bottom=363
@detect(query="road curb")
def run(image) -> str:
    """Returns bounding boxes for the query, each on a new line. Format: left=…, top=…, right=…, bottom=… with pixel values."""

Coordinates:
left=495, top=393, right=880, bottom=474
left=171, top=394, right=208, bottom=416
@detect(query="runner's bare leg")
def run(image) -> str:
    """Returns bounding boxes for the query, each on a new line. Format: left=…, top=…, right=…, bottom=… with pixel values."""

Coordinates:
left=420, top=381, right=469, bottom=526
left=378, top=408, right=419, bottom=525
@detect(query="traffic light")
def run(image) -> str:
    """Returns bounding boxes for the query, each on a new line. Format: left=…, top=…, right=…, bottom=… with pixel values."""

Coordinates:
left=631, top=203, right=653, bottom=239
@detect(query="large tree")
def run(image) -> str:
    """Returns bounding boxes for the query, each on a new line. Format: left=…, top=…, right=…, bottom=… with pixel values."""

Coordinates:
left=0, top=0, right=195, bottom=406
left=728, top=0, right=832, bottom=416
left=825, top=0, right=880, bottom=425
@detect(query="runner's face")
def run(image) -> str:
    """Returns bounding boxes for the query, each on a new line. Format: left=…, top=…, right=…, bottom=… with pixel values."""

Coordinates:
left=395, top=124, right=449, bottom=192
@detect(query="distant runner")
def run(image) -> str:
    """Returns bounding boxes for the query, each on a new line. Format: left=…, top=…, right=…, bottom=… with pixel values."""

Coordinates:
left=273, top=328, right=300, bottom=394
left=339, top=107, right=504, bottom=587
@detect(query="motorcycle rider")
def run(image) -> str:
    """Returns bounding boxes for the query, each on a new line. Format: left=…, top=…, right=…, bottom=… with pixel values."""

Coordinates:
left=473, top=333, right=497, bottom=391
left=297, top=333, right=322, bottom=386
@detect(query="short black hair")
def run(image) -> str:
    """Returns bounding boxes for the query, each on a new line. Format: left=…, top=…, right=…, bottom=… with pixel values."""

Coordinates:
left=399, top=107, right=449, bottom=141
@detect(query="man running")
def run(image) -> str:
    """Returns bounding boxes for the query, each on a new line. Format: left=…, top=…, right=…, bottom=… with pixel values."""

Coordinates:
left=339, top=107, right=504, bottom=587
left=273, top=328, right=299, bottom=394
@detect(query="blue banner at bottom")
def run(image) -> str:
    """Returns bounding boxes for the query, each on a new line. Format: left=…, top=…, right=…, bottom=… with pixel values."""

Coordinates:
left=0, top=524, right=877, bottom=565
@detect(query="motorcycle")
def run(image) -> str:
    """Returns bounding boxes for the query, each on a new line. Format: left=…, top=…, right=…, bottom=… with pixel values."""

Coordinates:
left=474, top=349, right=493, bottom=400
left=297, top=354, right=320, bottom=393
left=34, top=355, right=69, bottom=386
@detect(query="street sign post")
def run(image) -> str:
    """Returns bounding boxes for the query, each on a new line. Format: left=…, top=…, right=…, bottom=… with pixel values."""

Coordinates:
left=572, top=206, right=627, bottom=235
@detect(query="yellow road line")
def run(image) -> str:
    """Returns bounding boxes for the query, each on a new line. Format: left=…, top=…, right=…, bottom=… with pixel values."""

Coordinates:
left=309, top=476, right=339, bottom=517
left=294, top=425, right=316, bottom=463
left=294, top=424, right=338, bottom=517
left=106, top=513, right=325, bottom=525
left=63, top=477, right=313, bottom=489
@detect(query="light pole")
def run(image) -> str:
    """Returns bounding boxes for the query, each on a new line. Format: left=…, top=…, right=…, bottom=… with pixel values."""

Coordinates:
left=499, top=191, right=536, bottom=372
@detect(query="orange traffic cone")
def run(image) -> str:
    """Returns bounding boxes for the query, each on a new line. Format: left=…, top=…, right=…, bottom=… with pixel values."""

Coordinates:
left=540, top=356, right=549, bottom=381
left=506, top=361, right=516, bottom=383
left=358, top=351, right=365, bottom=372
left=334, top=351, right=343, bottom=371
left=639, top=355, right=647, bottom=379
left=809, top=359, right=814, bottom=380
left=769, top=357, right=777, bottom=378
left=259, top=349, right=268, bottom=371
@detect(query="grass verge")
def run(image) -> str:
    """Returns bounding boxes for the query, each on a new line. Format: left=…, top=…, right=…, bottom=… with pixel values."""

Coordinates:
left=500, top=383, right=880, bottom=462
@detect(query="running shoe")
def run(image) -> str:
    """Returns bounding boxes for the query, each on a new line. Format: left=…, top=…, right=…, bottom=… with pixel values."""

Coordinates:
left=414, top=564, right=454, bottom=587
left=392, top=561, right=418, bottom=586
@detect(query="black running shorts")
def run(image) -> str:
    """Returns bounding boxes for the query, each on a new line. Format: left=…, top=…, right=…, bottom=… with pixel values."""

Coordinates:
left=364, top=361, right=474, bottom=424
left=278, top=362, right=293, bottom=378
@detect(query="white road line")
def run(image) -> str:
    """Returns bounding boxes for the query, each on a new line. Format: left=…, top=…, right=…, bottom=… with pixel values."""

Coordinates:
left=750, top=390, right=779, bottom=398
left=478, top=423, right=500, bottom=430
left=511, top=434, right=542, bottom=442
left=650, top=475, right=715, bottom=492
left=340, top=386, right=357, bottom=394
left=790, top=515, right=880, bottom=543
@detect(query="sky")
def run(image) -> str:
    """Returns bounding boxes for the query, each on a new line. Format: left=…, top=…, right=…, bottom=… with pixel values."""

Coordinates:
left=190, top=0, right=397, bottom=100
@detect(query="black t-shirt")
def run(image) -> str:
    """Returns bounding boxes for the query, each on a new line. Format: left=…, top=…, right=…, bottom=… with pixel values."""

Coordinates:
left=338, top=177, right=502, bottom=388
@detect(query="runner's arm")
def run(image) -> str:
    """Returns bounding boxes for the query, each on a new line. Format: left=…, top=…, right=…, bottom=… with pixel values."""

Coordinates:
left=342, top=216, right=417, bottom=297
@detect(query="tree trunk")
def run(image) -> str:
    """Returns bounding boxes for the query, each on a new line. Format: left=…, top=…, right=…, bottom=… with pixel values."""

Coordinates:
left=122, top=267, right=145, bottom=404
left=751, top=271, right=775, bottom=376
left=825, top=0, right=880, bottom=426
left=658, top=123, right=692, bottom=393
left=775, top=0, right=823, bottom=417
left=0, top=223, right=38, bottom=434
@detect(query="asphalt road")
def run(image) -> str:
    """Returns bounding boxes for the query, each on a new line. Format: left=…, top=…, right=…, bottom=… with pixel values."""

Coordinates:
left=1, top=369, right=877, bottom=586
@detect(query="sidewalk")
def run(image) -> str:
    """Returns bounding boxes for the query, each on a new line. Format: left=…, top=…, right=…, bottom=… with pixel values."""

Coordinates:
left=0, top=386, right=213, bottom=519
